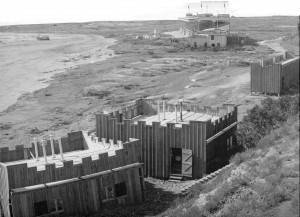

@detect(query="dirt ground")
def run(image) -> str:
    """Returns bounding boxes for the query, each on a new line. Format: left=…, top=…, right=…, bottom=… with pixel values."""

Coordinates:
left=0, top=17, right=298, bottom=217
left=0, top=18, right=296, bottom=149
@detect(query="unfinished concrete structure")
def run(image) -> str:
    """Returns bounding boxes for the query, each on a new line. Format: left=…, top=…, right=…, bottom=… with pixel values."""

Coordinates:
left=251, top=53, right=299, bottom=95
left=0, top=132, right=145, bottom=217
left=96, top=99, right=239, bottom=180
left=190, top=28, right=227, bottom=48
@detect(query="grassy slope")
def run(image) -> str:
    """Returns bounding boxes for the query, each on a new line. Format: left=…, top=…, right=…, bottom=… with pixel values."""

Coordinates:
left=161, top=115, right=299, bottom=217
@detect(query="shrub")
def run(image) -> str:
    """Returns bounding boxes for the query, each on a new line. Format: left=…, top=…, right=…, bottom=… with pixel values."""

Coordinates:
left=237, top=95, right=299, bottom=149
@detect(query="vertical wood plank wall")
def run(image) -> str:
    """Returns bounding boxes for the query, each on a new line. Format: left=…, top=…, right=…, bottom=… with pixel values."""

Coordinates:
left=6, top=140, right=141, bottom=190
left=96, top=100, right=238, bottom=179
left=0, top=164, right=10, bottom=217
left=0, top=131, right=84, bottom=163
left=10, top=165, right=144, bottom=217
left=250, top=57, right=299, bottom=95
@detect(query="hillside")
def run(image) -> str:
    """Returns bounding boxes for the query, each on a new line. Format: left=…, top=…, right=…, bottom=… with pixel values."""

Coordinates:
left=160, top=95, right=299, bottom=217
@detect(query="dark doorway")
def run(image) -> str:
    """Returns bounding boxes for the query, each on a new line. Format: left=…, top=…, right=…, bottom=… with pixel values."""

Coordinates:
left=212, top=43, right=215, bottom=47
left=171, top=148, right=182, bottom=174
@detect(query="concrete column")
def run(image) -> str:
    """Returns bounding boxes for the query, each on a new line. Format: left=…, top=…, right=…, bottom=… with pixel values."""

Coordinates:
left=33, top=138, right=39, bottom=161
left=175, top=104, right=178, bottom=123
left=109, top=139, right=114, bottom=149
left=157, top=101, right=160, bottom=122
left=57, top=137, right=64, bottom=161
left=117, top=140, right=123, bottom=148
left=163, top=100, right=166, bottom=120
left=101, top=138, right=106, bottom=147
left=41, top=140, right=47, bottom=164
left=49, top=134, right=55, bottom=159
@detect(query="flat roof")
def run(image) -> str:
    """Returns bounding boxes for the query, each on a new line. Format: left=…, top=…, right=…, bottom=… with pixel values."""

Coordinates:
left=131, top=111, right=219, bottom=127
left=3, top=143, right=123, bottom=170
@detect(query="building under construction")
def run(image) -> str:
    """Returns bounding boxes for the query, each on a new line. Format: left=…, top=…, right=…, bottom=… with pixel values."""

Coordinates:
left=179, top=1, right=230, bottom=36
left=96, top=98, right=240, bottom=180
left=0, top=132, right=145, bottom=217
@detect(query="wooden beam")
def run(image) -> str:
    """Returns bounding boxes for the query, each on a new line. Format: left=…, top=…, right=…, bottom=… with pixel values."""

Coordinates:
left=10, top=163, right=144, bottom=194
left=206, top=122, right=237, bottom=143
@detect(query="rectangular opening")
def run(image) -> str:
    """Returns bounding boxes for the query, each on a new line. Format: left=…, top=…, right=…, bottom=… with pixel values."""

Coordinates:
left=211, top=35, right=214, bottom=40
left=50, top=199, right=64, bottom=214
left=115, top=182, right=127, bottom=197
left=101, top=185, right=114, bottom=202
left=171, top=148, right=182, bottom=174
left=34, top=201, right=49, bottom=216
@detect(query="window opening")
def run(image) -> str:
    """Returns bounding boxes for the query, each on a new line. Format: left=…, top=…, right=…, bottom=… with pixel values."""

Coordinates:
left=115, top=182, right=127, bottom=198
left=34, top=201, right=49, bottom=216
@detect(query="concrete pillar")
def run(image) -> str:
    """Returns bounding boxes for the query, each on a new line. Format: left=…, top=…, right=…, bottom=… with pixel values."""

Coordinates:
left=57, top=137, right=64, bottom=161
left=117, top=140, right=123, bottom=148
left=33, top=138, right=39, bottom=161
left=157, top=101, right=160, bottom=122
left=175, top=104, right=178, bottom=123
left=41, top=140, right=47, bottom=164
left=101, top=138, right=106, bottom=147
left=109, top=139, right=114, bottom=149
left=49, top=134, right=55, bottom=159
left=163, top=100, right=166, bottom=120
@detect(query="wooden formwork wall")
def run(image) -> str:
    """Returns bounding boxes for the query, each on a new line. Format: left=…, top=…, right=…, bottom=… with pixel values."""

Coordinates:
left=281, top=58, right=299, bottom=89
left=96, top=102, right=238, bottom=179
left=10, top=165, right=144, bottom=217
left=206, top=105, right=238, bottom=173
left=250, top=57, right=299, bottom=95
left=5, top=140, right=141, bottom=190
left=250, top=63, right=281, bottom=94
left=96, top=115, right=209, bottom=179
left=0, top=131, right=84, bottom=163
left=0, top=164, right=10, bottom=217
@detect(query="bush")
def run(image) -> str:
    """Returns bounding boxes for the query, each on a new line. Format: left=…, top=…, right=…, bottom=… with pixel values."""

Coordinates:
left=237, top=95, right=299, bottom=149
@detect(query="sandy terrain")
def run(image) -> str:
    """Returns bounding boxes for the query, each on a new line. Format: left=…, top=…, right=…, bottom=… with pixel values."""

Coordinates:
left=0, top=33, right=115, bottom=111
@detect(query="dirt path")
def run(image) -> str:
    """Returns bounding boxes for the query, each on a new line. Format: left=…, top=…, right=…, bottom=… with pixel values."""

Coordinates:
left=258, top=37, right=287, bottom=53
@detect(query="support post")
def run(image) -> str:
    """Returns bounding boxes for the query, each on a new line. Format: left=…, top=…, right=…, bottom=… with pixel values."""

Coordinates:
left=157, top=101, right=160, bottom=122
left=57, top=137, right=64, bottom=161
left=41, top=140, right=47, bottom=164
left=175, top=104, right=178, bottom=123
left=180, top=101, right=183, bottom=122
left=163, top=100, right=166, bottom=120
left=33, top=138, right=39, bottom=161
left=49, top=134, right=55, bottom=159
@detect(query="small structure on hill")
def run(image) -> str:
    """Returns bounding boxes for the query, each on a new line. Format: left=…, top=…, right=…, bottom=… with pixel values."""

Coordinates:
left=96, top=99, right=240, bottom=180
left=250, top=53, right=299, bottom=96
left=0, top=132, right=145, bottom=217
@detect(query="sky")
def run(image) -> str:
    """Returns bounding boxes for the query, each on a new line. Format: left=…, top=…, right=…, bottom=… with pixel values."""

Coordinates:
left=0, top=0, right=299, bottom=25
